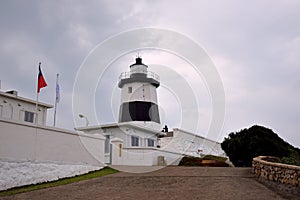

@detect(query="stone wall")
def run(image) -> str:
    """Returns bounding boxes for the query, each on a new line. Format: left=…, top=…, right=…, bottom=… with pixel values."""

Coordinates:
left=253, top=156, right=300, bottom=188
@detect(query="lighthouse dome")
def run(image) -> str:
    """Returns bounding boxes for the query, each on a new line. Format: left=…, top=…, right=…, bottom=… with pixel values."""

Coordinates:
left=130, top=57, right=148, bottom=75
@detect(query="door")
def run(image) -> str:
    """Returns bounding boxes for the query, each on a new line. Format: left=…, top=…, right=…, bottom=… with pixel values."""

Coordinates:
left=104, top=135, right=112, bottom=164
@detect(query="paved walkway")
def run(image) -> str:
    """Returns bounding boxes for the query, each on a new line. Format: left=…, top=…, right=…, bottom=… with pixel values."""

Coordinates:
left=0, top=167, right=296, bottom=200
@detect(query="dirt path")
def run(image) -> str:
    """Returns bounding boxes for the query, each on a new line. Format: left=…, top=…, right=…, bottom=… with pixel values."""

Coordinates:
left=0, top=167, right=296, bottom=200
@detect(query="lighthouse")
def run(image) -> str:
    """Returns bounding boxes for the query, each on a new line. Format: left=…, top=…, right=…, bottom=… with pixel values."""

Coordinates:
left=118, top=57, right=160, bottom=129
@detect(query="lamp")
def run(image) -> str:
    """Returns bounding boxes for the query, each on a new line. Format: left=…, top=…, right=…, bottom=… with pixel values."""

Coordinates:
left=79, top=113, right=89, bottom=127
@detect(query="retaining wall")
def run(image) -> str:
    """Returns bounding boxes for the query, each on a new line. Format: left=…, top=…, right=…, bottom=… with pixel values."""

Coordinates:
left=253, top=156, right=300, bottom=188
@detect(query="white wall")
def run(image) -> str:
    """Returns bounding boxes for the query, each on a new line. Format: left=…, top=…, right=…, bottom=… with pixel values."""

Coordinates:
left=113, top=147, right=155, bottom=166
left=0, top=119, right=105, bottom=166
left=156, top=149, right=183, bottom=165
left=121, top=82, right=158, bottom=104
left=110, top=139, right=183, bottom=166
left=83, top=125, right=158, bottom=148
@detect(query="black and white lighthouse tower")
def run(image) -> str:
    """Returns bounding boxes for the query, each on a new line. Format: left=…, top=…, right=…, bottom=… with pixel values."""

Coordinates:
left=118, top=57, right=160, bottom=129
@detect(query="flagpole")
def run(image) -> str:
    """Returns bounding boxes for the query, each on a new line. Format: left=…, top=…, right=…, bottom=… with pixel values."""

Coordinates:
left=53, top=73, right=59, bottom=127
left=35, top=62, right=41, bottom=125
left=34, top=62, right=41, bottom=161
left=34, top=62, right=47, bottom=161
left=34, top=90, right=39, bottom=161
left=35, top=93, right=39, bottom=125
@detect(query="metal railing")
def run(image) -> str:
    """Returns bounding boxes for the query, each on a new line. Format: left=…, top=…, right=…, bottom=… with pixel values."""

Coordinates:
left=119, top=71, right=160, bottom=81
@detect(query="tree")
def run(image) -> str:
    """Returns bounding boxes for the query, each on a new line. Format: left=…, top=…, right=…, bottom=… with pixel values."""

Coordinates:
left=221, top=125, right=295, bottom=167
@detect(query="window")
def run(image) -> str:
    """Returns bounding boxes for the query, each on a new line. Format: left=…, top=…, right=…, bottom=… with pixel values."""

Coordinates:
left=128, top=86, right=132, bottom=93
left=131, top=136, right=139, bottom=147
left=147, top=139, right=155, bottom=147
left=24, top=111, right=34, bottom=123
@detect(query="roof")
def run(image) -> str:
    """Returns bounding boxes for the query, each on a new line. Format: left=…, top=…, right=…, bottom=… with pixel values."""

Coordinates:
left=173, top=128, right=221, bottom=144
left=75, top=122, right=166, bottom=136
left=129, top=57, right=148, bottom=68
left=0, top=90, right=53, bottom=108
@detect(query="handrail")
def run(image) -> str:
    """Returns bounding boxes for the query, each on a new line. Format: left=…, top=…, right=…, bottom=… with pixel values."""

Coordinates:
left=119, top=71, right=160, bottom=81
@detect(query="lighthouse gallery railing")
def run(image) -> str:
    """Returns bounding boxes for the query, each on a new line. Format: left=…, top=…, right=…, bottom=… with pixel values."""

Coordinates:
left=119, top=71, right=160, bottom=82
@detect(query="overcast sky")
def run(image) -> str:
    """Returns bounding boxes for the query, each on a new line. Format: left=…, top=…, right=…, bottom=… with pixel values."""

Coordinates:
left=1, top=0, right=300, bottom=147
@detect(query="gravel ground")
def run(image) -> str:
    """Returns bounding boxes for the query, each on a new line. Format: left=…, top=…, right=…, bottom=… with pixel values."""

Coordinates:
left=1, top=166, right=299, bottom=200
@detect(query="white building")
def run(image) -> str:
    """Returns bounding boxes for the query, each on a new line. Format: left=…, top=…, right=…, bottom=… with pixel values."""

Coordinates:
left=76, top=57, right=225, bottom=167
left=76, top=122, right=168, bottom=166
left=160, top=128, right=225, bottom=157
left=0, top=86, right=105, bottom=166
left=0, top=90, right=52, bottom=126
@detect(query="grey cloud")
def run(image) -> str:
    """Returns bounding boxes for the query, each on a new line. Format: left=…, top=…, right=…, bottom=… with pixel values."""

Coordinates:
left=1, top=0, right=300, bottom=146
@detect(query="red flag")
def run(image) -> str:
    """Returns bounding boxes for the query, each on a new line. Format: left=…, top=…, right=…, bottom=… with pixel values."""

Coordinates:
left=37, top=63, right=47, bottom=93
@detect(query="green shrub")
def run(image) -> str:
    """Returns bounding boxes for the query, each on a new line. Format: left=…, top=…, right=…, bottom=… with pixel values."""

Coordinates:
left=202, top=155, right=227, bottom=162
left=280, top=149, right=300, bottom=166
left=179, top=156, right=202, bottom=166
left=221, top=125, right=300, bottom=167
left=178, top=155, right=229, bottom=167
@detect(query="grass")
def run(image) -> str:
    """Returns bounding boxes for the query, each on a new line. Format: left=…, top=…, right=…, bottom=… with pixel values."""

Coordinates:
left=0, top=166, right=118, bottom=197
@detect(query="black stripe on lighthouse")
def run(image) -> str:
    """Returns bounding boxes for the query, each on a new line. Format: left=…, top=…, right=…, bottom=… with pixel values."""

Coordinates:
left=119, top=101, right=160, bottom=123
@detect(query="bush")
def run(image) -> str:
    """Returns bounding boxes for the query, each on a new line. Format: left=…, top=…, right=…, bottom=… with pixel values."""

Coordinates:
left=280, top=149, right=300, bottom=166
left=179, top=156, right=202, bottom=166
left=202, top=155, right=227, bottom=162
left=221, top=125, right=300, bottom=167
left=178, top=155, right=229, bottom=167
